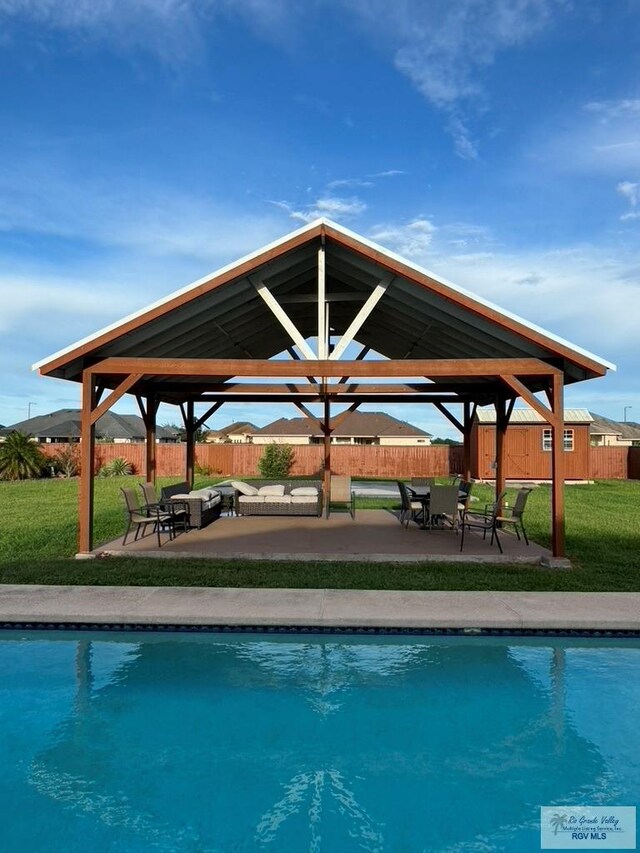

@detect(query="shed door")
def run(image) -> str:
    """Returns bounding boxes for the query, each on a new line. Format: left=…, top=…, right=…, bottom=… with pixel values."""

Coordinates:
left=506, top=429, right=529, bottom=478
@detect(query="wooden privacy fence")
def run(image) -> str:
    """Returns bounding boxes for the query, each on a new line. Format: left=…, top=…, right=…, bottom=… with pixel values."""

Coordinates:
left=38, top=442, right=640, bottom=480
left=590, top=446, right=640, bottom=480
left=39, top=442, right=465, bottom=479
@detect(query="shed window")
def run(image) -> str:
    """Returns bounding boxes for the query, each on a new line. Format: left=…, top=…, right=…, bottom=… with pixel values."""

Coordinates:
left=542, top=428, right=574, bottom=451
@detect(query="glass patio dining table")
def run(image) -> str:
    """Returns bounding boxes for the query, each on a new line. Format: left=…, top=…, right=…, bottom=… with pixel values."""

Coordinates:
left=406, top=485, right=468, bottom=530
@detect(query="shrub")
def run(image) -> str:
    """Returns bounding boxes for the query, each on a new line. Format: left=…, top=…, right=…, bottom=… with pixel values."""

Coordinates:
left=0, top=431, right=47, bottom=480
left=257, top=443, right=294, bottom=479
left=98, top=457, right=134, bottom=477
left=52, top=444, right=81, bottom=478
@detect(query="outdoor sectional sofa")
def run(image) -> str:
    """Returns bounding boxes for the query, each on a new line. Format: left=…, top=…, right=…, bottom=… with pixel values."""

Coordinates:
left=160, top=481, right=222, bottom=529
left=232, top=479, right=323, bottom=517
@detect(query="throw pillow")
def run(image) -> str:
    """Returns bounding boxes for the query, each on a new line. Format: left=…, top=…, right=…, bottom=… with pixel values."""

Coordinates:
left=231, top=480, right=259, bottom=496
left=258, top=484, right=286, bottom=496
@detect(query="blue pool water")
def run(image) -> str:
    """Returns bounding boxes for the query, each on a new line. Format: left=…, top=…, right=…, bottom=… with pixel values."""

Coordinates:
left=1, top=631, right=639, bottom=853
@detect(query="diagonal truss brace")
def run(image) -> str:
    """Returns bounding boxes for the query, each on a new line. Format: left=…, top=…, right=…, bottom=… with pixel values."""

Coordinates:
left=250, top=274, right=316, bottom=360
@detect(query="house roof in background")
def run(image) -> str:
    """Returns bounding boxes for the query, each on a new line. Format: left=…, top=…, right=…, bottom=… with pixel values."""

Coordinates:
left=475, top=407, right=593, bottom=425
left=588, top=412, right=640, bottom=440
left=256, top=410, right=431, bottom=438
left=217, top=421, right=259, bottom=434
left=0, top=409, right=178, bottom=440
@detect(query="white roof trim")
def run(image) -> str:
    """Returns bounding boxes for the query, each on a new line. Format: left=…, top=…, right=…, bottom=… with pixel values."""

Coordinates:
left=33, top=217, right=615, bottom=372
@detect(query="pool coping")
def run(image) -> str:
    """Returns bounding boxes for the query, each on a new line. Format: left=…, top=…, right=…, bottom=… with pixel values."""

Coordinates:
left=1, top=585, right=640, bottom=631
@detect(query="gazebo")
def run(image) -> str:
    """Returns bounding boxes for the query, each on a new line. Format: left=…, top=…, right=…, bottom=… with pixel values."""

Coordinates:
left=34, top=218, right=613, bottom=558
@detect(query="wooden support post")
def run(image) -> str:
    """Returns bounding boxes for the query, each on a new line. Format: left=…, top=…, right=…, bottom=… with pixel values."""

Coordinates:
left=184, top=400, right=195, bottom=488
left=323, top=397, right=331, bottom=518
left=78, top=370, right=96, bottom=555
left=495, top=396, right=507, bottom=509
left=317, top=241, right=326, bottom=359
left=463, top=402, right=472, bottom=481
left=551, top=374, right=566, bottom=557
left=145, top=395, right=157, bottom=485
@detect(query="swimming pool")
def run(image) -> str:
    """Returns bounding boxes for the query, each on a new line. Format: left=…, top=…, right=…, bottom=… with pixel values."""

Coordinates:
left=1, top=630, right=638, bottom=852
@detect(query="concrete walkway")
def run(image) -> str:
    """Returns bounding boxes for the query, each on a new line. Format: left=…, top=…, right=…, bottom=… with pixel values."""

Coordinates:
left=1, top=585, right=639, bottom=630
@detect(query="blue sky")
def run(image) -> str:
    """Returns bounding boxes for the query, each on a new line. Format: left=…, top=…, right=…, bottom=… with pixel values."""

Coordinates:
left=1, top=0, right=639, bottom=437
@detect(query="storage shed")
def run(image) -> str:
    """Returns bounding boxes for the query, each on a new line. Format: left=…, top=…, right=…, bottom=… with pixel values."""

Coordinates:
left=471, top=408, right=593, bottom=481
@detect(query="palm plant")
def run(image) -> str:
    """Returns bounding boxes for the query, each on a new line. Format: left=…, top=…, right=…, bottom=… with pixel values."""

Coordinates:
left=98, top=456, right=133, bottom=477
left=0, top=431, right=47, bottom=480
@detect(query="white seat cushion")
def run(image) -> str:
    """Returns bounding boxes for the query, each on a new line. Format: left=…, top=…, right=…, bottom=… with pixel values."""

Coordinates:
left=238, top=495, right=265, bottom=503
left=290, top=495, right=317, bottom=504
left=263, top=495, right=291, bottom=503
left=189, top=488, right=219, bottom=500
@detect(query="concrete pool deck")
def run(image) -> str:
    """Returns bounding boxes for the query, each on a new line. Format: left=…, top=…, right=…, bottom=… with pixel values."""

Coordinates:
left=1, top=585, right=639, bottom=631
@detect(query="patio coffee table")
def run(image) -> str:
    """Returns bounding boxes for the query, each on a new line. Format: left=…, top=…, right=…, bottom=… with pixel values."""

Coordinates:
left=215, top=485, right=235, bottom=516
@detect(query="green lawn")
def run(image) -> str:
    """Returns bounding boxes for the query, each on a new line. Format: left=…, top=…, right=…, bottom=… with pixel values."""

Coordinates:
left=1, top=476, right=639, bottom=591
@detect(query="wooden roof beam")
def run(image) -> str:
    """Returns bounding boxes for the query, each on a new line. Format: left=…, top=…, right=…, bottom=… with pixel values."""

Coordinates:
left=93, top=357, right=563, bottom=378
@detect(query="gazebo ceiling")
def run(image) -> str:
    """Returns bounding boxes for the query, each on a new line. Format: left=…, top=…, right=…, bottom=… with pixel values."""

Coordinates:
left=34, top=218, right=613, bottom=402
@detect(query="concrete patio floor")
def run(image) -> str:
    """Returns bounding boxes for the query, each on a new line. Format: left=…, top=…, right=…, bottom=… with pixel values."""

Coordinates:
left=96, top=509, right=551, bottom=564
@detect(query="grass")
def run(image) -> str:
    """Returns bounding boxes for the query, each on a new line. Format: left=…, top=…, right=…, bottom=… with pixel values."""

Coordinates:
left=1, top=476, right=639, bottom=591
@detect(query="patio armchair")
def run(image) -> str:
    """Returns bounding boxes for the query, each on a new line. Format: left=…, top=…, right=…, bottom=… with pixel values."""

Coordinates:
left=397, top=481, right=425, bottom=528
left=330, top=475, right=356, bottom=518
left=120, top=487, right=177, bottom=548
left=494, top=487, right=532, bottom=545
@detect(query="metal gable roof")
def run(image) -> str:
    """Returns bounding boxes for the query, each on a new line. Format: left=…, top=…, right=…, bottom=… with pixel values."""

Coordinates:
left=476, top=407, right=593, bottom=424
left=33, top=218, right=614, bottom=390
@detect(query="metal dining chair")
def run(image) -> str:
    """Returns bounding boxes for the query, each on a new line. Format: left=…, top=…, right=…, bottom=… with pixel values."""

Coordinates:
left=121, top=487, right=175, bottom=547
left=397, top=481, right=425, bottom=528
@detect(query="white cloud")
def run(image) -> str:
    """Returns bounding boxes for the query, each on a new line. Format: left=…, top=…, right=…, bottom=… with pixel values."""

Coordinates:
left=368, top=170, right=406, bottom=179
left=326, top=170, right=405, bottom=190
left=326, top=178, right=374, bottom=190
left=445, top=113, right=478, bottom=160
left=344, top=0, right=566, bottom=157
left=584, top=99, right=640, bottom=120
left=0, top=0, right=207, bottom=63
left=618, top=181, right=640, bottom=207
left=360, top=212, right=639, bottom=367
left=0, top=163, right=284, bottom=262
left=433, top=245, right=640, bottom=359
left=0, top=0, right=299, bottom=63
left=273, top=195, right=367, bottom=224
left=369, top=218, right=437, bottom=257
left=534, top=97, right=640, bottom=176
